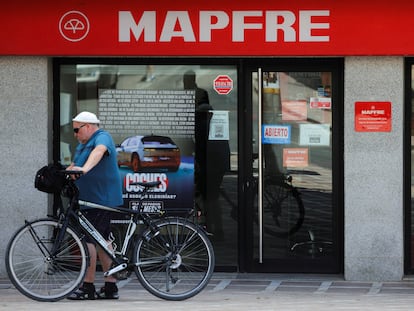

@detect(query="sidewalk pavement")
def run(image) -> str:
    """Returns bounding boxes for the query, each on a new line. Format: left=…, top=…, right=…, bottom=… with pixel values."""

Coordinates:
left=2, top=273, right=414, bottom=310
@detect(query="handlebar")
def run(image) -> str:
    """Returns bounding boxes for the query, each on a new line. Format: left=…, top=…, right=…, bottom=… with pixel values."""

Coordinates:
left=60, top=170, right=84, bottom=175
left=57, top=170, right=84, bottom=180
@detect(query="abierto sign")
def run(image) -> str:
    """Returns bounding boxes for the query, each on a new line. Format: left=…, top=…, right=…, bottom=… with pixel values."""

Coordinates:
left=262, top=124, right=291, bottom=144
left=1, top=0, right=414, bottom=56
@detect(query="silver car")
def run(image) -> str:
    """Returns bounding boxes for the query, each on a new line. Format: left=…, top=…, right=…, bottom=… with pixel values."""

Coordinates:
left=116, top=135, right=181, bottom=172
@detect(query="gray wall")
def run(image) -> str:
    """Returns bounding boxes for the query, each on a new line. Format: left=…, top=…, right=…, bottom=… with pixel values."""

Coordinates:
left=0, top=57, right=51, bottom=276
left=344, top=57, right=404, bottom=280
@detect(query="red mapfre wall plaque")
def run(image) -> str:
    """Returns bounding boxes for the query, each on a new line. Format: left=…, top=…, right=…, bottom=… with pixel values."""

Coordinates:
left=355, top=101, right=391, bottom=132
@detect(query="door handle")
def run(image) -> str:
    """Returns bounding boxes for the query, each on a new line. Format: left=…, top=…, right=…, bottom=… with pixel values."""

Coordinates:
left=257, top=68, right=263, bottom=264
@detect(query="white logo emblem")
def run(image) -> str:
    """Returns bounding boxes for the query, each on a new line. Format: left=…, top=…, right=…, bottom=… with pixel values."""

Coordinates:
left=59, top=11, right=90, bottom=42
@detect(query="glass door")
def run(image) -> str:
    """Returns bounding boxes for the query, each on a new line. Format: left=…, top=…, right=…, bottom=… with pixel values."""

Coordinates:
left=246, top=61, right=342, bottom=273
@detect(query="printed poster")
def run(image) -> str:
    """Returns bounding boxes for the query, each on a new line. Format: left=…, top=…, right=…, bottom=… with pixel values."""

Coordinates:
left=299, top=124, right=330, bottom=146
left=209, top=110, right=230, bottom=140
left=282, top=100, right=308, bottom=121
left=99, top=89, right=195, bottom=216
left=283, top=148, right=309, bottom=167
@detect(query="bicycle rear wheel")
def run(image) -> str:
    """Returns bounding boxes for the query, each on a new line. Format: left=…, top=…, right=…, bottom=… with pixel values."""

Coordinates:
left=6, top=218, right=88, bottom=302
left=262, top=180, right=305, bottom=238
left=133, top=217, right=215, bottom=300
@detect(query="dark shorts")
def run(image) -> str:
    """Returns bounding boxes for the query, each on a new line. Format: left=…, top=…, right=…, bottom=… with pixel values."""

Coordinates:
left=82, top=209, right=112, bottom=244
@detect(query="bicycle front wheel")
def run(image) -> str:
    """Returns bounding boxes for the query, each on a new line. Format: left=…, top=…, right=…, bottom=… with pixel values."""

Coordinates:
left=6, top=218, right=88, bottom=302
left=133, top=217, right=215, bottom=300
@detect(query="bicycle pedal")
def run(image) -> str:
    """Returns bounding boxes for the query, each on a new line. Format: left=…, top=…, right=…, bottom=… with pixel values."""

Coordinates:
left=104, top=263, right=127, bottom=277
left=114, top=270, right=132, bottom=280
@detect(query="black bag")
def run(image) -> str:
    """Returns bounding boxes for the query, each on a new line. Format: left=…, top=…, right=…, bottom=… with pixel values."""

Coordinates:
left=34, top=163, right=66, bottom=193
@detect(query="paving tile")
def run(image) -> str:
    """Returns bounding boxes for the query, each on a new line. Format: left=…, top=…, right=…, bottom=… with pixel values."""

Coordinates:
left=330, top=281, right=372, bottom=287
left=276, top=286, right=318, bottom=292
left=325, top=287, right=370, bottom=294
left=280, top=281, right=322, bottom=287
left=379, top=288, right=414, bottom=294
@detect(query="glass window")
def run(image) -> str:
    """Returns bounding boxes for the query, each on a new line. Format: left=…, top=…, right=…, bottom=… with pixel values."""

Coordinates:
left=58, top=62, right=238, bottom=269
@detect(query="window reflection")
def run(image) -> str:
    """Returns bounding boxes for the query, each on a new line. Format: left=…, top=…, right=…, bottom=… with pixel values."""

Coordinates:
left=253, top=71, right=334, bottom=263
left=59, top=63, right=238, bottom=269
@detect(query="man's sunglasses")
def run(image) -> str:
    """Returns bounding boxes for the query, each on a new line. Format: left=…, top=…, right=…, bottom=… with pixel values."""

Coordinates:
left=73, top=124, right=86, bottom=133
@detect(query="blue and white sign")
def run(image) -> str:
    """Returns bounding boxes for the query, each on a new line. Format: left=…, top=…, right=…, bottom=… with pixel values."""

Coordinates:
left=262, top=124, right=291, bottom=144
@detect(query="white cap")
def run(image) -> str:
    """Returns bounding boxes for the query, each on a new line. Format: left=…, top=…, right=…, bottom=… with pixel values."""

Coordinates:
left=72, top=111, right=100, bottom=124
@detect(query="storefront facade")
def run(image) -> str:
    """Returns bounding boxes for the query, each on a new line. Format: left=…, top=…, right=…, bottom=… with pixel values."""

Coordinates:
left=0, top=0, right=412, bottom=280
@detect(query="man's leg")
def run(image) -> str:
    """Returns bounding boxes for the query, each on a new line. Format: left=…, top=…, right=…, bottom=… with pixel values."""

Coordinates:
left=97, top=244, right=117, bottom=283
left=96, top=242, right=119, bottom=299
left=84, top=243, right=97, bottom=282
left=67, top=242, right=97, bottom=300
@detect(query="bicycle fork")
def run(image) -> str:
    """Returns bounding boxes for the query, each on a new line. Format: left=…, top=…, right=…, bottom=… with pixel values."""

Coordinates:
left=26, top=220, right=60, bottom=265
left=26, top=218, right=73, bottom=276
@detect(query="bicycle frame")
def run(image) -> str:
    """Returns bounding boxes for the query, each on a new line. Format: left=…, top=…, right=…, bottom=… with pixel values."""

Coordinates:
left=77, top=200, right=137, bottom=259
left=75, top=201, right=165, bottom=277
left=59, top=180, right=164, bottom=278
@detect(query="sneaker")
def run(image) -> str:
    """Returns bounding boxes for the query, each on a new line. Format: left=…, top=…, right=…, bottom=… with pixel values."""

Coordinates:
left=97, top=285, right=119, bottom=300
left=67, top=286, right=97, bottom=300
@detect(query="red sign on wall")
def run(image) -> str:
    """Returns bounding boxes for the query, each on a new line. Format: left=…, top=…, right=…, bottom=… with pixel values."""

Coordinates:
left=354, top=101, right=392, bottom=132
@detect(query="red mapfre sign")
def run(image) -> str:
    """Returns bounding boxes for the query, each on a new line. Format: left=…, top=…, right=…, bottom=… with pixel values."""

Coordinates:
left=355, top=101, right=392, bottom=132
left=2, top=0, right=414, bottom=56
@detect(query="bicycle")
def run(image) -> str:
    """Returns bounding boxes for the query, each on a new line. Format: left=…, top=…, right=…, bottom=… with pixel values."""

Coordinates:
left=224, top=173, right=304, bottom=238
left=5, top=167, right=215, bottom=302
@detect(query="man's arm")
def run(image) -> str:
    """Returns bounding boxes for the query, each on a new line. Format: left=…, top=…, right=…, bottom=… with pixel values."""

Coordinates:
left=71, top=144, right=108, bottom=174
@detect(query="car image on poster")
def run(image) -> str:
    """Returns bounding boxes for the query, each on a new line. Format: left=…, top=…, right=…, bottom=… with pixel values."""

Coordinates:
left=116, top=135, right=181, bottom=173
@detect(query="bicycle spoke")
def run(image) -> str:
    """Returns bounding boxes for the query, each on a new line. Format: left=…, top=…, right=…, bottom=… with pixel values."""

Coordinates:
left=134, top=218, right=214, bottom=300
left=6, top=219, right=88, bottom=302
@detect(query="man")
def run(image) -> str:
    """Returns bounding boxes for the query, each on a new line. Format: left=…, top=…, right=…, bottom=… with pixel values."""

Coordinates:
left=67, top=111, right=123, bottom=300
left=187, top=71, right=229, bottom=238
left=183, top=70, right=209, bottom=107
